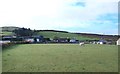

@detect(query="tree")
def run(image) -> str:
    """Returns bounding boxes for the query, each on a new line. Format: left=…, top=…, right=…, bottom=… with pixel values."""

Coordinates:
left=13, top=27, right=34, bottom=36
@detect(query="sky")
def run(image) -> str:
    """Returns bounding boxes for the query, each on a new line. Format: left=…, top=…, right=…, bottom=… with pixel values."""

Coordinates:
left=0, top=0, right=119, bottom=35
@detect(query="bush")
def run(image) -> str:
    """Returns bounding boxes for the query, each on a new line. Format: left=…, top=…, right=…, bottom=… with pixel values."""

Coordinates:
left=2, top=42, right=15, bottom=49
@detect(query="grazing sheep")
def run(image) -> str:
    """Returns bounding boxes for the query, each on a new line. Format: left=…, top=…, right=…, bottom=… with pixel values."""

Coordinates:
left=79, top=42, right=85, bottom=46
left=93, top=41, right=96, bottom=44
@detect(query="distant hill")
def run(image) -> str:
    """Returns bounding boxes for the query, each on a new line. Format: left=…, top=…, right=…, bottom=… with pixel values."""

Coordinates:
left=35, top=30, right=119, bottom=41
left=0, top=26, right=19, bottom=32
left=36, top=30, right=97, bottom=40
left=36, top=30, right=69, bottom=33
left=75, top=33, right=119, bottom=41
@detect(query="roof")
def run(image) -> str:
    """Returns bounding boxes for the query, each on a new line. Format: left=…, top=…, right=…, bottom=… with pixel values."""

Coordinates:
left=2, top=36, right=13, bottom=38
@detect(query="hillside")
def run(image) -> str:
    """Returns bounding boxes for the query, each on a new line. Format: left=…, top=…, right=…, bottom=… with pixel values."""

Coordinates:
left=76, top=33, right=119, bottom=41
left=0, top=26, right=19, bottom=32
left=36, top=31, right=98, bottom=40
left=1, top=26, right=119, bottom=41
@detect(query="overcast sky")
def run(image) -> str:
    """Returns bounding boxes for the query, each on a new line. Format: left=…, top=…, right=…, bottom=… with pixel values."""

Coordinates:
left=0, top=0, right=119, bottom=35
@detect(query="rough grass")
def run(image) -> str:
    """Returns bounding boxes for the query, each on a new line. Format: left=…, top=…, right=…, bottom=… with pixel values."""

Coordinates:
left=1, top=31, right=98, bottom=40
left=37, top=31, right=98, bottom=40
left=2, top=44, right=118, bottom=72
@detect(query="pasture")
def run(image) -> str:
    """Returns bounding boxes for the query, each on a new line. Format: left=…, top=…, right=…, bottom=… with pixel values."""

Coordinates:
left=2, top=44, right=118, bottom=72
left=37, top=31, right=99, bottom=40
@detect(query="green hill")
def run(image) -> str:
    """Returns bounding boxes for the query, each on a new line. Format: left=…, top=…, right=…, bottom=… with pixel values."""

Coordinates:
left=0, top=26, right=19, bottom=32
left=0, top=26, right=18, bottom=36
left=1, top=30, right=98, bottom=40
left=36, top=31, right=98, bottom=40
left=1, top=26, right=118, bottom=41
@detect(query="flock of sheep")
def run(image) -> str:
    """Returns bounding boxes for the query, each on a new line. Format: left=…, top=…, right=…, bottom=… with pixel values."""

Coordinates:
left=79, top=41, right=106, bottom=46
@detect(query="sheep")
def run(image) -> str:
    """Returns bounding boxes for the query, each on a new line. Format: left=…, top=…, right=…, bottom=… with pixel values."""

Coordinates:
left=79, top=42, right=85, bottom=46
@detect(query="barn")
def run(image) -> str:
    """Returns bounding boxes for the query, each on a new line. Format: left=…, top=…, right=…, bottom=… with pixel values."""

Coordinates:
left=117, top=38, right=120, bottom=45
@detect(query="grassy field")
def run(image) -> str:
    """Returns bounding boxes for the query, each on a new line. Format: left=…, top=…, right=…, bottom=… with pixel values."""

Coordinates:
left=2, top=44, right=118, bottom=72
left=37, top=31, right=98, bottom=40
left=1, top=31, right=98, bottom=40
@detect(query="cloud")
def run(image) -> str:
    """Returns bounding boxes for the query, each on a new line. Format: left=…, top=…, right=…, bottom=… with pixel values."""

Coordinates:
left=71, top=2, right=86, bottom=7
left=96, top=13, right=118, bottom=23
left=62, top=1, right=118, bottom=20
left=0, top=0, right=118, bottom=35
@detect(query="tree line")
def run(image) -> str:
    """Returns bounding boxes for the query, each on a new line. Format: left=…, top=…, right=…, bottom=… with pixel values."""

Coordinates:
left=13, top=28, right=34, bottom=36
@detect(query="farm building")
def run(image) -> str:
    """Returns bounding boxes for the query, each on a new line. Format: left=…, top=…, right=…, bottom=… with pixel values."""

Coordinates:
left=53, top=38, right=69, bottom=43
left=2, top=36, right=13, bottom=41
left=2, top=36, right=24, bottom=42
left=24, top=35, right=44, bottom=43
left=97, top=39, right=107, bottom=44
left=33, top=35, right=44, bottom=43
left=24, top=37, right=34, bottom=43
left=117, top=38, right=120, bottom=45
left=70, top=39, right=76, bottom=43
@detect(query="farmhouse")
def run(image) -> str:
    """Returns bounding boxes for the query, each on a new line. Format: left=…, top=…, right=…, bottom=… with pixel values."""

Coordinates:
left=2, top=35, right=45, bottom=44
left=69, top=38, right=79, bottom=43
left=33, top=35, right=44, bottom=43
left=117, top=38, right=120, bottom=45
left=2, top=36, right=23, bottom=42
left=2, top=36, right=13, bottom=41
left=97, top=39, right=107, bottom=44
left=70, top=39, right=76, bottom=43
left=24, top=35, right=44, bottom=43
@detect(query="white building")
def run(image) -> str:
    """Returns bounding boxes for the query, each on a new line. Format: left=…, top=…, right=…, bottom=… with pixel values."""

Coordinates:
left=70, top=39, right=76, bottom=43
left=25, top=38, right=34, bottom=43
left=97, top=39, right=107, bottom=44
left=117, top=38, right=120, bottom=45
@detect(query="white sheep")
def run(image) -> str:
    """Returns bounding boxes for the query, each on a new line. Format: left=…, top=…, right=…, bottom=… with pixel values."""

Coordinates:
left=79, top=42, right=85, bottom=46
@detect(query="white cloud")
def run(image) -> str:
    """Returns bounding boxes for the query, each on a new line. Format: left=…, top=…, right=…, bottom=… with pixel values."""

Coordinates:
left=0, top=0, right=118, bottom=34
left=62, top=1, right=118, bottom=21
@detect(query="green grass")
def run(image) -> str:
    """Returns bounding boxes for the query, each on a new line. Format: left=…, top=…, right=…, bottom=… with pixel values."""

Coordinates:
left=1, top=31, right=98, bottom=40
left=37, top=31, right=98, bottom=40
left=2, top=44, right=118, bottom=72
